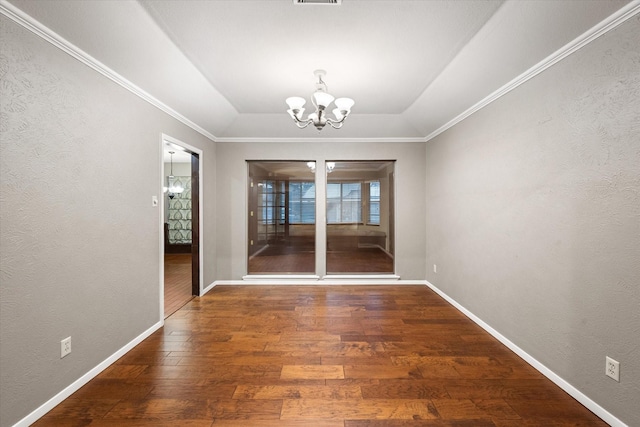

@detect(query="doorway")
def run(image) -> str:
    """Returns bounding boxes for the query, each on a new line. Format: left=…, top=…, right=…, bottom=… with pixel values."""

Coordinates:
left=162, top=137, right=201, bottom=318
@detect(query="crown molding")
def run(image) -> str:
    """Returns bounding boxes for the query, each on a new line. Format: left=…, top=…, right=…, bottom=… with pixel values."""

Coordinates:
left=423, top=0, right=640, bottom=143
left=215, top=137, right=427, bottom=144
left=0, top=0, right=218, bottom=142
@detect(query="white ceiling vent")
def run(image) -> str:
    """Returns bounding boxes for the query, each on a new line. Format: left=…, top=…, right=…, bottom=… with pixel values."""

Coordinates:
left=294, top=0, right=342, bottom=4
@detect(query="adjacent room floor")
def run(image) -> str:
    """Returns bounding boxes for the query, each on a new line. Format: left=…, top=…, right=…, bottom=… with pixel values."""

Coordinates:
left=164, top=253, right=193, bottom=318
left=249, top=244, right=394, bottom=274
left=33, top=285, right=606, bottom=426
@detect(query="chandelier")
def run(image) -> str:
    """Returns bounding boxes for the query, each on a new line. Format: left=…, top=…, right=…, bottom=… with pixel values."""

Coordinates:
left=286, top=70, right=354, bottom=131
left=163, top=151, right=184, bottom=199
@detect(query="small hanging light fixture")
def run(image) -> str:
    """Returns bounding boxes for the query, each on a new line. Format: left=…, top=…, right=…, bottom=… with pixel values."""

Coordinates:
left=164, top=151, right=184, bottom=199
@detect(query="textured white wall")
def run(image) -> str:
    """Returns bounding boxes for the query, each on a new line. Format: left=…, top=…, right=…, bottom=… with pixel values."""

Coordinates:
left=215, top=141, right=426, bottom=279
left=0, top=16, right=216, bottom=426
left=425, top=15, right=640, bottom=425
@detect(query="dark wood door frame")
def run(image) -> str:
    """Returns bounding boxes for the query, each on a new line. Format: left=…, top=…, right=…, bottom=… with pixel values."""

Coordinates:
left=190, top=152, right=200, bottom=296
left=162, top=136, right=202, bottom=303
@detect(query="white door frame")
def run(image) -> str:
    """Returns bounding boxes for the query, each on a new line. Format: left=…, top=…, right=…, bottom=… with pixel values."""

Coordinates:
left=159, top=133, right=204, bottom=322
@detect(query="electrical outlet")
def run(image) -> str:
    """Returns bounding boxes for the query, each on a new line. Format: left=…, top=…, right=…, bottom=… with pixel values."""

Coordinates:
left=61, top=337, right=71, bottom=358
left=433, top=264, right=437, bottom=273
left=606, top=356, right=619, bottom=382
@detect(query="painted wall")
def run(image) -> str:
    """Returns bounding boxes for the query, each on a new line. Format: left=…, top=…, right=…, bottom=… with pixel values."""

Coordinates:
left=0, top=16, right=216, bottom=426
left=215, top=141, right=426, bottom=280
left=425, top=15, right=640, bottom=426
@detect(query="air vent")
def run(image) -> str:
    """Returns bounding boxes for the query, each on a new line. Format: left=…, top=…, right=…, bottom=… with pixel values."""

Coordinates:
left=294, top=0, right=341, bottom=4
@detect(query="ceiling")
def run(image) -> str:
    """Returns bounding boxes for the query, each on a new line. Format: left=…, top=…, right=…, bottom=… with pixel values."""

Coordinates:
left=163, top=145, right=192, bottom=163
left=5, top=0, right=635, bottom=141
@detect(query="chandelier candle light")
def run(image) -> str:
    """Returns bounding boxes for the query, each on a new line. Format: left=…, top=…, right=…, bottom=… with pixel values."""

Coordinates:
left=306, top=161, right=335, bottom=173
left=286, top=70, right=354, bottom=131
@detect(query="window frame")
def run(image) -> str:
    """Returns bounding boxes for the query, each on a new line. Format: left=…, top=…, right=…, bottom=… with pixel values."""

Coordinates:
left=366, top=180, right=381, bottom=226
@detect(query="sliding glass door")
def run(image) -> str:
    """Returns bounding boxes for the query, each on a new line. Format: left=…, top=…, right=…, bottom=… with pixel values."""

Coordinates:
left=326, top=161, right=394, bottom=274
left=247, top=160, right=394, bottom=276
left=247, top=161, right=316, bottom=274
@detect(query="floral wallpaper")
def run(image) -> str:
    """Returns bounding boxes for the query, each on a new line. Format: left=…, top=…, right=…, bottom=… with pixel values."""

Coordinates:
left=167, top=176, right=192, bottom=244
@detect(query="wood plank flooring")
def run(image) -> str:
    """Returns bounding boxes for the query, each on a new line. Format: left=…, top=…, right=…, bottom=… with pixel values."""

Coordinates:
left=164, top=253, right=193, bottom=318
left=33, top=286, right=607, bottom=426
left=248, top=245, right=393, bottom=274
left=327, top=248, right=393, bottom=274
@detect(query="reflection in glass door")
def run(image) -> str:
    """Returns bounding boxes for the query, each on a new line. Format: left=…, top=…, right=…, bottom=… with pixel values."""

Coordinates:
left=255, top=180, right=285, bottom=246
left=247, top=161, right=316, bottom=274
left=326, top=161, right=395, bottom=274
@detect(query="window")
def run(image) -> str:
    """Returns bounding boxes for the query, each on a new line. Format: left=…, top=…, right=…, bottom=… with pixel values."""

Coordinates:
left=368, top=180, right=380, bottom=225
left=289, top=181, right=316, bottom=224
left=257, top=180, right=275, bottom=224
left=257, top=180, right=286, bottom=225
left=327, top=182, right=362, bottom=223
left=326, top=181, right=380, bottom=224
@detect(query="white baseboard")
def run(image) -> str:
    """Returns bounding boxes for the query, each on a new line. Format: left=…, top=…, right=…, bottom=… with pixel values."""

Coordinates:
left=240, top=275, right=321, bottom=282
left=13, top=320, right=164, bottom=427
left=425, top=280, right=627, bottom=427
left=220, top=276, right=420, bottom=285
left=202, top=281, right=216, bottom=295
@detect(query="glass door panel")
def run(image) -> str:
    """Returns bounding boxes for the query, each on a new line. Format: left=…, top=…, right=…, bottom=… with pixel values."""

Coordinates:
left=326, top=161, right=394, bottom=274
left=247, top=161, right=316, bottom=274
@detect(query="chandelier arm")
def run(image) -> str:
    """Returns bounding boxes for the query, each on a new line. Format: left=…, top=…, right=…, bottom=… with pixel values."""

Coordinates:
left=292, top=116, right=314, bottom=129
left=296, top=121, right=314, bottom=129
left=325, top=116, right=347, bottom=129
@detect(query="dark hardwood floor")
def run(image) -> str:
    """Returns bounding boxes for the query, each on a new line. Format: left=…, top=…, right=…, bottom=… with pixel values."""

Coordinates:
left=33, top=286, right=607, bottom=426
left=327, top=248, right=393, bottom=273
left=249, top=244, right=393, bottom=274
left=164, top=253, right=193, bottom=318
left=248, top=244, right=315, bottom=274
